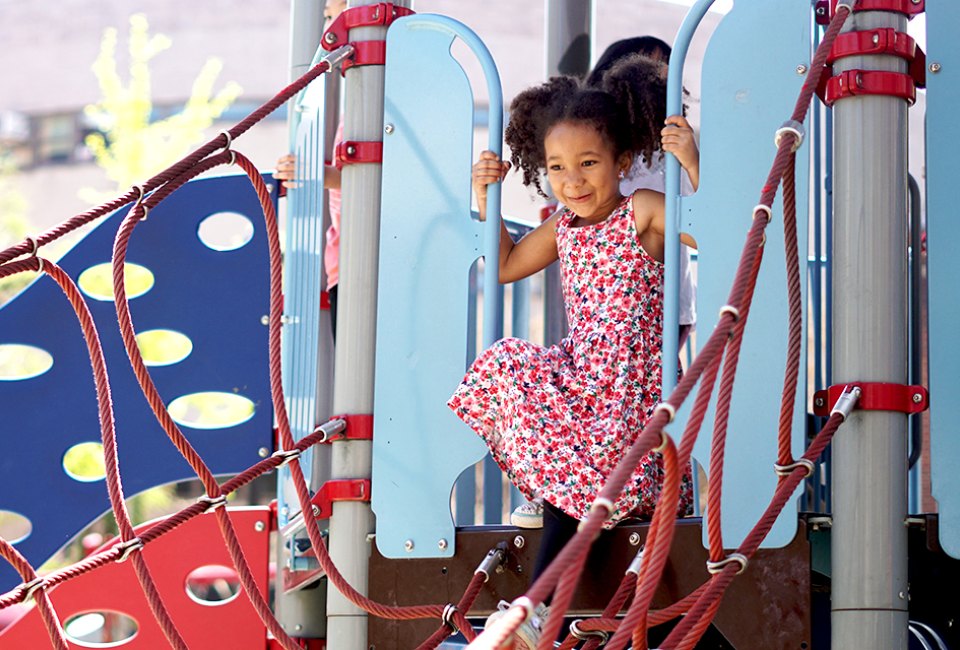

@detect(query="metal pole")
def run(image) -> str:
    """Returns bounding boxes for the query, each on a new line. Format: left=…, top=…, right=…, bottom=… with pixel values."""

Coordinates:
left=541, top=0, right=592, bottom=347
left=831, top=10, right=910, bottom=650
left=326, top=1, right=411, bottom=647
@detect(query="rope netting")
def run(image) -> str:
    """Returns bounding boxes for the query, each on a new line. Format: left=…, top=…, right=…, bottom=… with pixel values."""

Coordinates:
left=0, top=6, right=857, bottom=650
left=471, top=6, right=854, bottom=649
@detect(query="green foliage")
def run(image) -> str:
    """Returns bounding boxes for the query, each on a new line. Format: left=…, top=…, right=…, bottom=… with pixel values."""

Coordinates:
left=81, top=14, right=242, bottom=202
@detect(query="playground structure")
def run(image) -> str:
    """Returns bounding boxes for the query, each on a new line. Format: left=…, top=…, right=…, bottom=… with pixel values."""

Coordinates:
left=0, top=0, right=958, bottom=648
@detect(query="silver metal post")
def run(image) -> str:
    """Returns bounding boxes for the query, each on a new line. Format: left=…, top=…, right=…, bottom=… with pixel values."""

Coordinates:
left=831, top=10, right=910, bottom=650
left=541, top=0, right=592, bottom=346
left=325, top=1, right=411, bottom=648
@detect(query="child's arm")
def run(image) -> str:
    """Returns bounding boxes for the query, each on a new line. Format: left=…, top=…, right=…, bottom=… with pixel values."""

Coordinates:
left=633, top=189, right=698, bottom=256
left=274, top=154, right=341, bottom=190
left=661, top=115, right=699, bottom=191
left=473, top=150, right=560, bottom=283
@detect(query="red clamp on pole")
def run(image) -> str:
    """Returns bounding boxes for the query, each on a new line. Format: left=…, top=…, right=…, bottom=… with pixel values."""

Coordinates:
left=309, top=479, right=371, bottom=519
left=335, top=141, right=383, bottom=170
left=316, top=414, right=373, bottom=442
left=812, top=382, right=928, bottom=417
left=321, top=3, right=414, bottom=50
left=824, top=0, right=924, bottom=21
left=823, top=69, right=917, bottom=106
left=827, top=28, right=916, bottom=65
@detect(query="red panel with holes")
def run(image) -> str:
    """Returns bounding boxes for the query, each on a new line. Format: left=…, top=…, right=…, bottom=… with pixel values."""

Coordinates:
left=0, top=508, right=274, bottom=649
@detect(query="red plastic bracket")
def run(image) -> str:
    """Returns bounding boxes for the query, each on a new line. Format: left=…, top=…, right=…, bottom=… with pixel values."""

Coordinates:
left=341, top=40, right=387, bottom=73
left=822, top=69, right=917, bottom=106
left=310, top=479, right=371, bottom=519
left=335, top=140, right=383, bottom=170
left=320, top=289, right=330, bottom=311
left=820, top=0, right=924, bottom=23
left=812, top=382, right=929, bottom=417
left=324, top=413, right=374, bottom=442
left=826, top=28, right=926, bottom=89
left=321, top=3, right=414, bottom=51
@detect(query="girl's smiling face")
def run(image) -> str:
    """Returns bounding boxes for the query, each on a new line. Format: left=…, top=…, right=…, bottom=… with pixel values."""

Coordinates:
left=544, top=120, right=632, bottom=222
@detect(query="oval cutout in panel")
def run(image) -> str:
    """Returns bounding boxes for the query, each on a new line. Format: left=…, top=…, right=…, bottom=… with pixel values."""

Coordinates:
left=78, top=262, right=154, bottom=302
left=0, top=510, right=32, bottom=544
left=185, top=565, right=241, bottom=605
left=168, top=391, right=255, bottom=430
left=63, top=442, right=107, bottom=482
left=197, top=211, right=255, bottom=252
left=135, top=329, right=193, bottom=367
left=0, top=343, right=53, bottom=380
left=64, top=611, right=138, bottom=647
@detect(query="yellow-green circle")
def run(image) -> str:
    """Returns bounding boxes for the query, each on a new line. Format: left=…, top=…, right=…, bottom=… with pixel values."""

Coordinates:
left=135, top=329, right=193, bottom=367
left=78, top=262, right=155, bottom=301
left=168, top=391, right=256, bottom=430
left=0, top=343, right=53, bottom=380
left=63, top=442, right=107, bottom=482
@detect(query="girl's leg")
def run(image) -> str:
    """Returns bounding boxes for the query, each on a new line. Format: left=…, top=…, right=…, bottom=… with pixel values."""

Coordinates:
left=531, top=500, right=580, bottom=581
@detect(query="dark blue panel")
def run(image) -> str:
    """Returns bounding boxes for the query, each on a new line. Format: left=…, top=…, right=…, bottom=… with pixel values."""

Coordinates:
left=0, top=173, right=275, bottom=589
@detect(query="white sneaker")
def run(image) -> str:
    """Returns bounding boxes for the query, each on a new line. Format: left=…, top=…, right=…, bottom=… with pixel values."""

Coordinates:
left=484, top=600, right=550, bottom=649
left=510, top=498, right=544, bottom=528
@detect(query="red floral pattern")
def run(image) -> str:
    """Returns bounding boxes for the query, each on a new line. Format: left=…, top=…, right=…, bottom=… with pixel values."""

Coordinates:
left=448, top=195, right=693, bottom=526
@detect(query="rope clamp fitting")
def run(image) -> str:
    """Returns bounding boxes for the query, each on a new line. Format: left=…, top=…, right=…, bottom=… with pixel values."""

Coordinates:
left=774, top=120, right=805, bottom=153
left=197, top=493, right=228, bottom=513
left=271, top=448, right=303, bottom=467
left=475, top=547, right=506, bottom=582
left=706, top=552, right=749, bottom=575
left=589, top=497, right=615, bottom=517
left=441, top=603, right=460, bottom=634
left=626, top=546, right=645, bottom=575
left=318, top=414, right=373, bottom=442
left=20, top=577, right=45, bottom=602
left=753, top=204, right=773, bottom=223
left=654, top=402, right=676, bottom=423
left=570, top=620, right=610, bottom=644
left=115, top=537, right=145, bottom=563
left=774, top=458, right=815, bottom=478
left=653, top=430, right=671, bottom=454
left=718, top=305, right=741, bottom=322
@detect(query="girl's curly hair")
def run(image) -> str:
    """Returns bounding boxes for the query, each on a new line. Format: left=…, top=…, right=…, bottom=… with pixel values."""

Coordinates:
left=504, top=54, right=667, bottom=197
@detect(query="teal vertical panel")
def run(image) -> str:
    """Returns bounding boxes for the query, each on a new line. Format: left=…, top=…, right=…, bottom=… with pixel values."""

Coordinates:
left=676, top=0, right=810, bottom=548
left=279, top=77, right=328, bottom=527
left=925, top=1, right=960, bottom=560
left=373, top=15, right=502, bottom=558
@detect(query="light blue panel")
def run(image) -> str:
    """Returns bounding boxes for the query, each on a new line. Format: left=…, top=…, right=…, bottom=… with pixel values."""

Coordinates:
left=278, top=75, right=329, bottom=528
left=675, top=0, right=809, bottom=548
left=373, top=14, right=501, bottom=558
left=925, top=1, right=960, bottom=560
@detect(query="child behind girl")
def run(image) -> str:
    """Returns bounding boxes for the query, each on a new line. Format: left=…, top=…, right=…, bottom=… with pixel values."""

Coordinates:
left=447, top=54, right=694, bottom=648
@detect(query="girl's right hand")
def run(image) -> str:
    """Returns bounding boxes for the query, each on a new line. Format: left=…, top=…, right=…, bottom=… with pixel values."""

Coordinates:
left=274, top=153, right=297, bottom=189
left=472, top=150, right=510, bottom=221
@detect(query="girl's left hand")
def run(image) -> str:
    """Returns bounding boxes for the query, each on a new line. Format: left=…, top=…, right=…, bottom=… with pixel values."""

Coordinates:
left=661, top=115, right=699, bottom=173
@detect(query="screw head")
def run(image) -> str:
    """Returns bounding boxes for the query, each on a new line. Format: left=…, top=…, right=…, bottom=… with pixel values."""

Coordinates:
left=930, top=62, right=942, bottom=73
left=295, top=623, right=303, bottom=632
left=255, top=521, right=266, bottom=532
left=438, top=538, right=448, bottom=551
left=261, top=315, right=270, bottom=326
left=912, top=392, right=923, bottom=403
left=815, top=5, right=827, bottom=16
left=815, top=397, right=825, bottom=407
left=346, top=145, right=357, bottom=156
left=404, top=539, right=415, bottom=552
left=872, top=34, right=880, bottom=45
left=513, top=535, right=525, bottom=549
left=384, top=123, right=395, bottom=134
left=258, top=447, right=269, bottom=458
left=312, top=504, right=321, bottom=517
left=796, top=64, right=808, bottom=75
left=324, top=32, right=337, bottom=44
left=629, top=532, right=641, bottom=546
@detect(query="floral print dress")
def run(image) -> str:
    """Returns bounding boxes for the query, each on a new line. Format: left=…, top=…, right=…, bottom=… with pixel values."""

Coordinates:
left=448, top=195, right=693, bottom=526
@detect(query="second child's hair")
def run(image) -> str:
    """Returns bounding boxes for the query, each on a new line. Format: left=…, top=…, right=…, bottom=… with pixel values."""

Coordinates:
left=504, top=55, right=667, bottom=197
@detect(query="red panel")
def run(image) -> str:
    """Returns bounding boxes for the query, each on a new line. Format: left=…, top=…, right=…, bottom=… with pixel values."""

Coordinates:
left=0, top=508, right=273, bottom=649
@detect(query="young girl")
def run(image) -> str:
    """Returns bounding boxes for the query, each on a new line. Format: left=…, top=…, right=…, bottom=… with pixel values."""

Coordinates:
left=447, top=54, right=695, bottom=618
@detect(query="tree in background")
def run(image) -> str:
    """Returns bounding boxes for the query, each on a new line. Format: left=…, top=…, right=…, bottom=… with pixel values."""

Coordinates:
left=81, top=13, right=242, bottom=203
